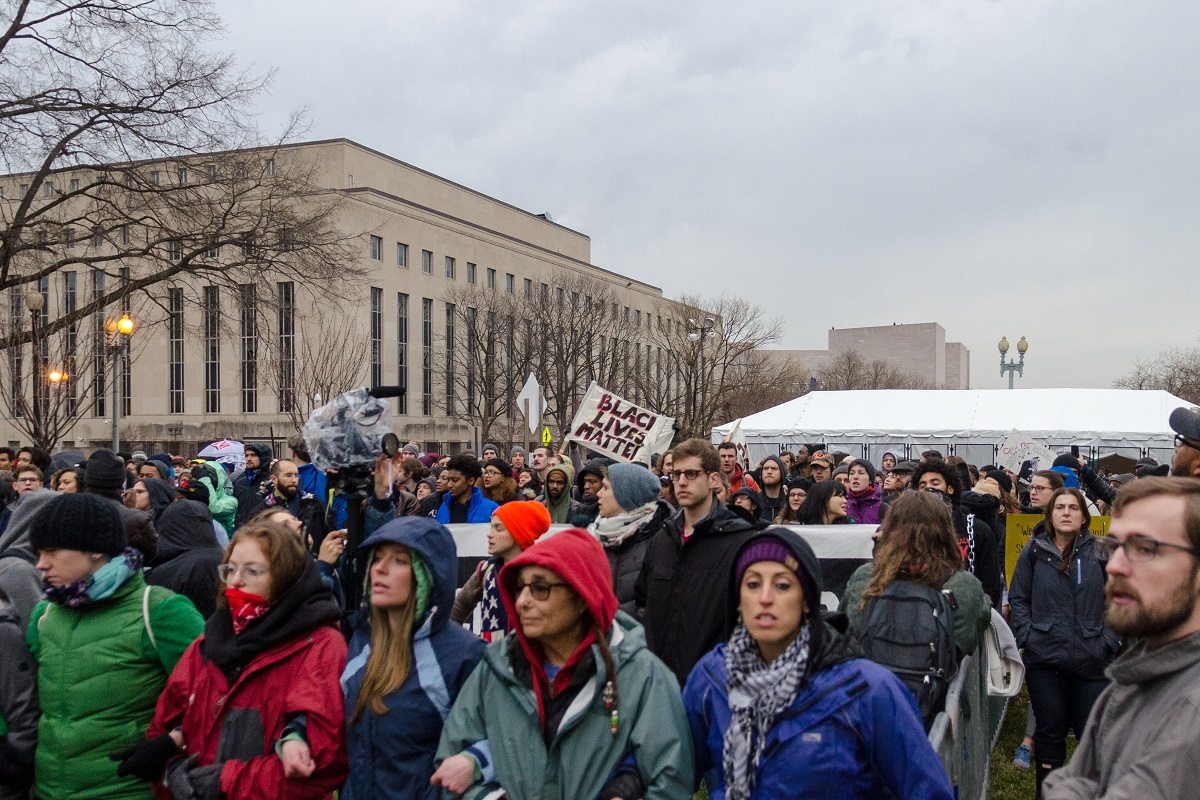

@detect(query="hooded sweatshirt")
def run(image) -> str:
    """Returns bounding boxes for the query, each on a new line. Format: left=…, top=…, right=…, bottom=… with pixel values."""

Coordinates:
left=141, top=477, right=177, bottom=522
left=1044, top=629, right=1200, bottom=799
left=542, top=463, right=579, bottom=524
left=0, top=488, right=58, bottom=627
left=146, top=500, right=223, bottom=618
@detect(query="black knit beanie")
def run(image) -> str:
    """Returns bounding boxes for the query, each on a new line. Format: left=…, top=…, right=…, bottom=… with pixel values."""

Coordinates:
left=30, top=493, right=126, bottom=556
left=85, top=448, right=127, bottom=492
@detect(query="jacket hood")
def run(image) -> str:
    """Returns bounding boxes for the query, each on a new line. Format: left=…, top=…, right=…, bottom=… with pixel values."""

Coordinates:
left=546, top=461, right=575, bottom=485
left=499, top=527, right=618, bottom=635
left=360, top=516, right=458, bottom=632
left=960, top=490, right=999, bottom=517
left=153, top=500, right=221, bottom=563
left=245, top=442, right=273, bottom=462
left=1109, top=628, right=1200, bottom=686
left=0, top=488, right=59, bottom=561
left=142, top=477, right=177, bottom=520
left=574, top=457, right=613, bottom=491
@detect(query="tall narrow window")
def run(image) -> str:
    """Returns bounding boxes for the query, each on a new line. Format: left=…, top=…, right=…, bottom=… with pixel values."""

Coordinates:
left=506, top=273, right=515, bottom=293
left=486, top=268, right=496, bottom=290
left=444, top=303, right=455, bottom=414
left=397, top=242, right=408, bottom=267
left=277, top=282, right=295, bottom=413
left=397, top=293, right=408, bottom=414
left=422, top=250, right=433, bottom=274
left=466, top=306, right=477, bottom=406
left=240, top=284, right=257, bottom=413
left=168, top=288, right=184, bottom=413
left=63, top=272, right=77, bottom=414
left=467, top=263, right=476, bottom=284
left=421, top=298, right=433, bottom=415
left=445, top=256, right=456, bottom=280
left=203, top=286, right=220, bottom=413
left=524, top=278, right=532, bottom=298
left=92, top=270, right=106, bottom=416
left=369, top=235, right=382, bottom=260
left=9, top=290, right=22, bottom=417
left=370, top=287, right=383, bottom=388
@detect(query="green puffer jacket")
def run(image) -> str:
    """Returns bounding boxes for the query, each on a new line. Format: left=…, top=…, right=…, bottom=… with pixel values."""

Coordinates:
left=199, top=462, right=238, bottom=536
left=436, top=610, right=694, bottom=800
left=26, top=572, right=205, bottom=800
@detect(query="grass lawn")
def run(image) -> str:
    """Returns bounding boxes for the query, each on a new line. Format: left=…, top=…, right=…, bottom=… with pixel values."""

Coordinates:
left=990, top=689, right=1035, bottom=800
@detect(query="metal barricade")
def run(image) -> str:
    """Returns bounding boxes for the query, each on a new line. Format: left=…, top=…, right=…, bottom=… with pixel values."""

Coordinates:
left=927, top=646, right=1010, bottom=800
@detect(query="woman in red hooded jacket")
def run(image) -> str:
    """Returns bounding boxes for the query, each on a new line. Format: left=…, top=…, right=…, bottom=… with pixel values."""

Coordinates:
left=115, top=518, right=347, bottom=799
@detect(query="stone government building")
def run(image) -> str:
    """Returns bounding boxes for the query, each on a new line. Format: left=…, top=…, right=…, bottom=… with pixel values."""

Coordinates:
left=1, top=139, right=690, bottom=455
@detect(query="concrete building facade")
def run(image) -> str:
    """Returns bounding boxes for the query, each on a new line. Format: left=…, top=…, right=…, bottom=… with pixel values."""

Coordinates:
left=766, top=322, right=971, bottom=390
left=1, top=139, right=687, bottom=455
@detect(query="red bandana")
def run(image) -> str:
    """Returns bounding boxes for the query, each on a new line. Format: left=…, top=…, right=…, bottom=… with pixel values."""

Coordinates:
left=225, top=587, right=270, bottom=635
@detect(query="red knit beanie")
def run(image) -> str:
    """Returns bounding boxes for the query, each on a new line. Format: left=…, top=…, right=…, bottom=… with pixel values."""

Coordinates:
left=492, top=500, right=552, bottom=551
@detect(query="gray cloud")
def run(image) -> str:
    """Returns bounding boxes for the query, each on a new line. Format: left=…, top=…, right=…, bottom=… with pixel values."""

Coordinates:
left=214, top=0, right=1200, bottom=389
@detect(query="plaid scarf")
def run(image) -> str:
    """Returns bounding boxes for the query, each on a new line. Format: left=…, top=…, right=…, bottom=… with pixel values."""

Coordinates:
left=722, top=622, right=811, bottom=800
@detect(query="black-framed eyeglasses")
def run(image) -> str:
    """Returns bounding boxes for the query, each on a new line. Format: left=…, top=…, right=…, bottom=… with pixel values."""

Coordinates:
left=669, top=468, right=708, bottom=483
left=1093, top=534, right=1200, bottom=563
left=513, top=580, right=570, bottom=601
left=1175, top=434, right=1200, bottom=453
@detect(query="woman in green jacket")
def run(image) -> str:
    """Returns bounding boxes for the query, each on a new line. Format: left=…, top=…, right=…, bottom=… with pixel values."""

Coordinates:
left=431, top=528, right=693, bottom=800
left=26, top=493, right=205, bottom=800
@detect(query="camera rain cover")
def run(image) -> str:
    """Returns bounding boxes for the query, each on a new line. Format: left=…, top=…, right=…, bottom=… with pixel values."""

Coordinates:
left=302, top=388, right=393, bottom=472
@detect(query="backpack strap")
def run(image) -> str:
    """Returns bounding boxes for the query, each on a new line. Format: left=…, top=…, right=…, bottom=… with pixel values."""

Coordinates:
left=142, top=585, right=158, bottom=651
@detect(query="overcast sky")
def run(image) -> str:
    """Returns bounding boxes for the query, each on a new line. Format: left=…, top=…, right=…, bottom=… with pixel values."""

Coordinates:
left=215, top=1, right=1198, bottom=390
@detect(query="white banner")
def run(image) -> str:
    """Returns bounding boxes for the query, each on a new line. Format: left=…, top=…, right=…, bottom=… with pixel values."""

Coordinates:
left=565, top=381, right=675, bottom=464
left=996, top=429, right=1060, bottom=473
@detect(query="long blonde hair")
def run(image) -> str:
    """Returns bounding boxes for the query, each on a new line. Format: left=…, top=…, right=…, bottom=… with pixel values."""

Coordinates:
left=351, top=547, right=419, bottom=723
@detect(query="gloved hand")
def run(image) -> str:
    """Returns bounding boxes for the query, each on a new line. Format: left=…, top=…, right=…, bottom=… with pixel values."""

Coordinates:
left=110, top=733, right=179, bottom=781
left=166, top=755, right=223, bottom=800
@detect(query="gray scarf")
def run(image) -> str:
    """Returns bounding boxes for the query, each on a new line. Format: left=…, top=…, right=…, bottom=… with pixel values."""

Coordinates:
left=587, top=501, right=658, bottom=548
left=722, top=622, right=811, bottom=800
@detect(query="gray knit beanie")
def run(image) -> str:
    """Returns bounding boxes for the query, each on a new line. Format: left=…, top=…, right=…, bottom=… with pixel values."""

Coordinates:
left=606, top=462, right=662, bottom=512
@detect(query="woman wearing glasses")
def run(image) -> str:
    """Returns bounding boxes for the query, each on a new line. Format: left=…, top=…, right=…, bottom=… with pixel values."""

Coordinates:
left=480, top=458, right=520, bottom=506
left=1009, top=487, right=1118, bottom=797
left=432, top=528, right=693, bottom=800
left=123, top=518, right=347, bottom=798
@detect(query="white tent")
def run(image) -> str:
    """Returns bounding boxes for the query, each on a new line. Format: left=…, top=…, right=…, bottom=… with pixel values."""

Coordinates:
left=711, top=389, right=1191, bottom=466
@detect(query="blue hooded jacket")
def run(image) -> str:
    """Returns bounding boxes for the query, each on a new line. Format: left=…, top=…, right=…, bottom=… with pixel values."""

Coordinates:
left=435, top=486, right=499, bottom=525
left=341, top=517, right=485, bottom=800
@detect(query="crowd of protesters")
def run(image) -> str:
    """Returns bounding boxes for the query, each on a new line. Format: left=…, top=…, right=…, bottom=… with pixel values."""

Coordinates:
left=0, top=401, right=1196, bottom=798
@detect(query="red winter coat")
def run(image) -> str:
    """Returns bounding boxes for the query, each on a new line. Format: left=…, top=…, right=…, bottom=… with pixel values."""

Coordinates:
left=146, top=625, right=348, bottom=799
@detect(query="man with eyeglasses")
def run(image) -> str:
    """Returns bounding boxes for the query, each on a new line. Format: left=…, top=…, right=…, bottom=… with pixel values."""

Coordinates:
left=1045, top=478, right=1200, bottom=798
left=634, top=438, right=757, bottom=685
left=1170, top=406, right=1200, bottom=479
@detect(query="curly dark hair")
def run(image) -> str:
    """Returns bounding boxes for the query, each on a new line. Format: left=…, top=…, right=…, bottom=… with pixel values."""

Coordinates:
left=910, top=459, right=963, bottom=501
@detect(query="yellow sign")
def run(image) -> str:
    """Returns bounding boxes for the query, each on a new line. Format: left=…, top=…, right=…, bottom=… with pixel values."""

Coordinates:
left=541, top=426, right=553, bottom=446
left=1004, top=513, right=1110, bottom=580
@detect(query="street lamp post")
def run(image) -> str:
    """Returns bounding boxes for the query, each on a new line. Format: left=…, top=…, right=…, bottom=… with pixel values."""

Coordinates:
left=688, top=316, right=718, bottom=435
left=998, top=335, right=1029, bottom=389
left=24, top=290, right=45, bottom=430
left=106, top=313, right=135, bottom=450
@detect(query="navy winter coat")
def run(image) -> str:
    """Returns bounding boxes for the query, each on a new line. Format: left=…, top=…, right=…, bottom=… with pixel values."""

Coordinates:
left=683, top=616, right=953, bottom=800
left=341, top=517, right=485, bottom=800
left=1009, top=531, right=1117, bottom=680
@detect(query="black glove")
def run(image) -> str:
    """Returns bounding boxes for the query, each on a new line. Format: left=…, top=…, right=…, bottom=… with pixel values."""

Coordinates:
left=110, top=733, right=179, bottom=782
left=599, top=770, right=644, bottom=800
left=166, top=755, right=224, bottom=800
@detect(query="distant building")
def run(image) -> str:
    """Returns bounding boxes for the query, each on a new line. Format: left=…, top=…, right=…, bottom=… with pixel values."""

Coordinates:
left=765, top=322, right=971, bottom=390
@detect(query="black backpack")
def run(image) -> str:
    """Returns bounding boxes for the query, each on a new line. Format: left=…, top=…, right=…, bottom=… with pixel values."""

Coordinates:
left=860, top=579, right=959, bottom=725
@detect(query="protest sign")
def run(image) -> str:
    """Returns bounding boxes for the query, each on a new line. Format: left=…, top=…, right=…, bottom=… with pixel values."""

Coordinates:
left=996, top=429, right=1060, bottom=473
left=565, top=382, right=675, bottom=463
left=1003, top=513, right=1111, bottom=580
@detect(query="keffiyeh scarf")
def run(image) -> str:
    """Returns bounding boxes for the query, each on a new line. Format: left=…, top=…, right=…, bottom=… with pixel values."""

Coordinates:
left=722, top=622, right=812, bottom=800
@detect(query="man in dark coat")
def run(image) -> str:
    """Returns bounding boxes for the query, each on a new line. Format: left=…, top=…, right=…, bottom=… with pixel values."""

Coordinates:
left=636, top=438, right=758, bottom=685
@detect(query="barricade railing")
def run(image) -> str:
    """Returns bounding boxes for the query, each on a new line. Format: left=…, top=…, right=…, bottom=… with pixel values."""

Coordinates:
left=928, top=645, right=1009, bottom=800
